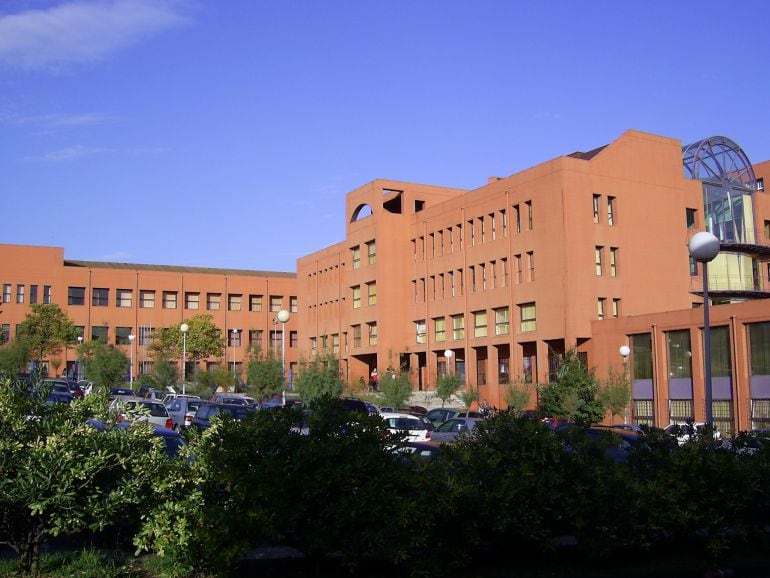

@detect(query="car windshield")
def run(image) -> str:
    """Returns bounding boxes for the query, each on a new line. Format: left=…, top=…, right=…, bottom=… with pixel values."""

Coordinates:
left=388, top=417, right=425, bottom=430
left=187, top=401, right=203, bottom=412
left=139, top=402, right=168, bottom=417
left=220, top=406, right=249, bottom=420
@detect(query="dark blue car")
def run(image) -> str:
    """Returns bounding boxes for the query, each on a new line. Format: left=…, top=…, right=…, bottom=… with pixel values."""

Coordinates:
left=190, top=402, right=252, bottom=432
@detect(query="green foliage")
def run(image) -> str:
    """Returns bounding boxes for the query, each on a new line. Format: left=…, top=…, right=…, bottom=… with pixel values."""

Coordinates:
left=0, top=339, right=31, bottom=376
left=246, top=348, right=284, bottom=400
left=601, top=366, right=631, bottom=424
left=15, top=303, right=78, bottom=363
left=458, top=385, right=480, bottom=415
left=537, top=349, right=604, bottom=426
left=295, top=354, right=343, bottom=401
left=76, top=340, right=129, bottom=387
left=0, top=374, right=168, bottom=575
left=153, top=359, right=179, bottom=390
left=210, top=365, right=238, bottom=392
left=379, top=370, right=412, bottom=410
left=148, top=315, right=224, bottom=363
left=503, top=380, right=534, bottom=415
left=435, top=373, right=461, bottom=407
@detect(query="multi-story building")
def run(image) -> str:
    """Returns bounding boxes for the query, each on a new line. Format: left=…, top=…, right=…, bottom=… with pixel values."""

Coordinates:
left=297, top=129, right=770, bottom=432
left=0, top=244, right=298, bottom=383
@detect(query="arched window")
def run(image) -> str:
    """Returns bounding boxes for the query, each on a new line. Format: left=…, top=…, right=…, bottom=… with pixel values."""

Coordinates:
left=350, top=204, right=373, bottom=222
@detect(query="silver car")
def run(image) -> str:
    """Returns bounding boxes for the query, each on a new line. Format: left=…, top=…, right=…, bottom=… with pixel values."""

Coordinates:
left=110, top=396, right=173, bottom=429
left=165, top=396, right=205, bottom=430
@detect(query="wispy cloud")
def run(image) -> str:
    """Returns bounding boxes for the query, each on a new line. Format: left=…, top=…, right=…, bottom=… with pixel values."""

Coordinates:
left=23, top=144, right=103, bottom=161
left=3, top=111, right=119, bottom=129
left=0, top=0, right=190, bottom=71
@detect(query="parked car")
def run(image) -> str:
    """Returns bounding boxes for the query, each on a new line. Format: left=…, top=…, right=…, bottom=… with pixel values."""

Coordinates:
left=664, top=422, right=722, bottom=446
left=45, top=390, right=74, bottom=405
left=558, top=426, right=641, bottom=463
left=190, top=402, right=252, bottom=431
left=339, top=397, right=369, bottom=414
left=87, top=419, right=188, bottom=458
left=109, top=387, right=136, bottom=399
left=380, top=412, right=432, bottom=442
left=109, top=396, right=173, bottom=429
left=431, top=417, right=482, bottom=443
left=42, top=378, right=83, bottom=398
left=165, top=396, right=206, bottom=430
left=394, top=440, right=443, bottom=461
left=210, top=393, right=256, bottom=406
left=426, top=407, right=483, bottom=427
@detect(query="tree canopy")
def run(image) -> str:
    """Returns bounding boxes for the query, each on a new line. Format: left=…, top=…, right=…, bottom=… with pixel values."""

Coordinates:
left=148, top=315, right=224, bottom=363
left=15, top=304, right=78, bottom=363
left=77, top=340, right=129, bottom=388
left=379, top=370, right=412, bottom=410
left=435, top=373, right=461, bottom=407
left=537, top=349, right=604, bottom=426
left=246, top=348, right=283, bottom=400
left=295, top=354, right=343, bottom=401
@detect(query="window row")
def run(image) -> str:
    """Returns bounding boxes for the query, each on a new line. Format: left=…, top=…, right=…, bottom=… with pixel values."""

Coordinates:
left=309, top=333, right=341, bottom=355
left=414, top=303, right=536, bottom=344
left=597, top=297, right=622, bottom=319
left=351, top=282, right=377, bottom=308
left=2, top=284, right=52, bottom=305
left=594, top=246, right=619, bottom=276
left=66, top=287, right=297, bottom=313
left=411, top=201, right=534, bottom=261
left=350, top=240, right=376, bottom=270
left=592, top=194, right=617, bottom=226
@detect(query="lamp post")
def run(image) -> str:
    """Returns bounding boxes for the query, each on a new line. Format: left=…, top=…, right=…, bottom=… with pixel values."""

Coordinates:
left=77, top=336, right=83, bottom=381
left=276, top=309, right=290, bottom=405
left=688, top=231, right=721, bottom=425
left=444, top=349, right=453, bottom=377
left=619, top=344, right=631, bottom=424
left=180, top=323, right=189, bottom=395
left=231, top=328, right=239, bottom=381
left=128, top=334, right=136, bottom=389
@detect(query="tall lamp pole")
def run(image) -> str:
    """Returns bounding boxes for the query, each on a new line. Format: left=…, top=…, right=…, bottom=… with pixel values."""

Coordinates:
left=276, top=309, right=290, bottom=405
left=231, top=328, right=239, bottom=380
left=444, top=349, right=453, bottom=377
left=619, top=345, right=631, bottom=424
left=180, top=323, right=189, bottom=395
left=77, top=335, right=83, bottom=381
left=688, top=231, right=720, bottom=425
left=128, top=334, right=136, bottom=389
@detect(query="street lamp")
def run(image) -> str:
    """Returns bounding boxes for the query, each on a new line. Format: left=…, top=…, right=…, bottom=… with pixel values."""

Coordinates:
left=231, top=328, right=239, bottom=381
left=444, top=349, right=453, bottom=377
left=77, top=335, right=83, bottom=381
left=688, top=231, right=720, bottom=425
left=619, top=345, right=631, bottom=424
left=276, top=309, right=290, bottom=405
left=128, top=334, right=136, bottom=388
left=180, top=323, right=189, bottom=395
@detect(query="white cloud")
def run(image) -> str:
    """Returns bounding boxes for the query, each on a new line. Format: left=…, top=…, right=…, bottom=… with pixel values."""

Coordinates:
left=0, top=0, right=189, bottom=71
left=4, top=111, right=119, bottom=128
left=23, top=144, right=103, bottom=161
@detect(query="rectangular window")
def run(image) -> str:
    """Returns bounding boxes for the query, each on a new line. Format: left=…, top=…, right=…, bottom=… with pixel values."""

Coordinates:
left=520, top=302, right=537, bottom=332
left=495, top=307, right=509, bottom=335
left=429, top=233, right=435, bottom=258
left=229, top=330, right=242, bottom=347
left=269, top=295, right=282, bottom=312
left=29, top=285, right=38, bottom=305
left=468, top=219, right=475, bottom=246
left=449, top=271, right=455, bottom=297
left=686, top=208, right=697, bottom=229
left=116, top=289, right=132, bottom=308
left=527, top=251, right=535, bottom=281
left=353, top=325, right=361, bottom=348
left=162, top=291, right=177, bottom=309
left=1, top=324, right=10, bottom=345
left=367, top=240, right=376, bottom=265
left=228, top=294, right=242, bottom=311
left=526, top=200, right=533, bottom=229
left=469, top=266, right=476, bottom=292
left=207, top=293, right=221, bottom=310
left=612, top=298, right=620, bottom=318
left=595, top=246, right=604, bottom=276
left=515, top=255, right=522, bottom=284
left=290, top=296, right=298, bottom=313
left=292, top=331, right=299, bottom=348
left=185, top=292, right=200, bottom=310
left=92, top=288, right=108, bottom=307
left=490, top=212, right=496, bottom=241
left=501, top=209, right=507, bottom=238
left=477, top=358, right=487, bottom=386
left=749, top=321, right=770, bottom=376
left=633, top=399, right=655, bottom=427
left=480, top=263, right=487, bottom=290
left=710, top=325, right=732, bottom=378
left=610, top=247, right=618, bottom=277
left=92, top=326, right=108, bottom=343
left=690, top=256, right=698, bottom=277
left=452, top=314, right=464, bottom=340
left=593, top=194, right=601, bottom=223
left=473, top=311, right=487, bottom=338
left=480, top=216, right=485, bottom=243
left=249, top=330, right=263, bottom=349
left=458, top=224, right=464, bottom=249
left=449, top=228, right=454, bottom=253
left=368, top=322, right=378, bottom=346
left=351, top=246, right=361, bottom=269
left=310, top=337, right=318, bottom=355
left=68, top=286, right=85, bottom=306
left=597, top=297, right=606, bottom=320
left=434, top=317, right=446, bottom=342
left=416, top=320, right=426, bottom=344
left=667, top=329, right=692, bottom=379
left=330, top=333, right=338, bottom=353
left=140, top=290, right=155, bottom=308
left=502, top=258, right=509, bottom=287
left=138, top=326, right=153, bottom=346
left=607, top=196, right=616, bottom=226
left=43, top=286, right=51, bottom=304
left=16, top=284, right=24, bottom=304
left=758, top=177, right=765, bottom=192
left=631, top=333, right=653, bottom=380
left=367, top=282, right=377, bottom=306
left=437, top=231, right=443, bottom=256
left=670, top=399, right=694, bottom=424
left=2, top=284, right=10, bottom=303
left=352, top=285, right=361, bottom=308
left=514, top=204, right=521, bottom=234
left=115, top=327, right=132, bottom=345
left=249, top=294, right=263, bottom=312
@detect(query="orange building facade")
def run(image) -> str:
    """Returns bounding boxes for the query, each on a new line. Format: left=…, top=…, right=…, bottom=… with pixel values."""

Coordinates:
left=0, top=244, right=298, bottom=384
left=297, top=130, right=770, bottom=433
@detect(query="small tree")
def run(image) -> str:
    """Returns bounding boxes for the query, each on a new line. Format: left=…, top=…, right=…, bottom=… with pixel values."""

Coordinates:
left=77, top=340, right=129, bottom=388
left=148, top=315, right=224, bottom=364
left=458, top=386, right=480, bottom=417
left=537, top=349, right=604, bottom=426
left=435, top=373, right=461, bottom=407
left=15, top=304, right=78, bottom=364
left=379, top=370, right=412, bottom=410
left=504, top=380, right=534, bottom=416
left=154, top=359, right=179, bottom=390
left=600, top=366, right=631, bottom=424
left=296, top=354, right=343, bottom=401
left=246, top=348, right=283, bottom=400
left=0, top=340, right=30, bottom=376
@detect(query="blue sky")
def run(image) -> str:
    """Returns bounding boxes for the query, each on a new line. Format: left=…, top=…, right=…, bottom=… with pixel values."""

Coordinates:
left=2, top=0, right=769, bottom=272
